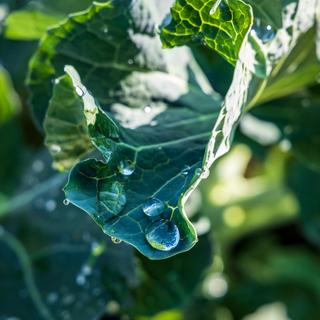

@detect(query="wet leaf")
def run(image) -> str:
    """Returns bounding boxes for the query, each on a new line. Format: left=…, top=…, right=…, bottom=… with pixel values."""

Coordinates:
left=160, top=0, right=253, bottom=65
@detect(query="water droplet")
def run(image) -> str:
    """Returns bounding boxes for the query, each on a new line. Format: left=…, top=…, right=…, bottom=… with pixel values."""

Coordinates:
left=103, top=27, right=108, bottom=33
left=75, top=86, right=84, bottom=97
left=118, top=160, right=135, bottom=176
left=111, top=236, right=122, bottom=244
left=195, top=168, right=202, bottom=176
left=63, top=199, right=70, bottom=206
left=128, top=59, right=134, bottom=65
left=144, top=106, right=151, bottom=113
left=201, top=168, right=210, bottom=179
left=145, top=220, right=180, bottom=251
left=50, top=144, right=61, bottom=154
left=54, top=78, right=60, bottom=84
left=252, top=23, right=275, bottom=43
left=142, top=198, right=165, bottom=217
left=162, top=13, right=172, bottom=27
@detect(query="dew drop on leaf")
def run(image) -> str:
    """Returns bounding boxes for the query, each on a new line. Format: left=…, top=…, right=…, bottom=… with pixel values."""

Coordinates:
left=118, top=160, right=135, bottom=176
left=111, top=236, right=122, bottom=244
left=201, top=168, right=210, bottom=179
left=50, top=144, right=61, bottom=153
left=128, top=58, right=134, bottom=65
left=63, top=199, right=70, bottom=206
left=142, top=198, right=165, bottom=217
left=251, top=23, right=275, bottom=43
left=145, top=220, right=180, bottom=251
left=144, top=105, right=151, bottom=113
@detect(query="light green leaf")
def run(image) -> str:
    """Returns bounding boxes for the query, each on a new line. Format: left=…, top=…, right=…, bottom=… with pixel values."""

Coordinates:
left=44, top=75, right=92, bottom=171
left=0, top=65, right=20, bottom=123
left=4, top=9, right=62, bottom=40
left=3, top=0, right=95, bottom=41
left=160, top=0, right=253, bottom=65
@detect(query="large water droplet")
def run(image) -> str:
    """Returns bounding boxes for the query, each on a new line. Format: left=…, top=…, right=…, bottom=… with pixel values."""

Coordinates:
left=145, top=220, right=180, bottom=251
left=118, top=160, right=135, bottom=176
left=142, top=198, right=165, bottom=217
left=251, top=23, right=275, bottom=43
left=63, top=199, right=70, bottom=206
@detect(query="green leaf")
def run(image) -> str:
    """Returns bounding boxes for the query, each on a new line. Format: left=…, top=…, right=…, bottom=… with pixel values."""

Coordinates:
left=245, top=0, right=282, bottom=29
left=28, top=0, right=222, bottom=259
left=256, top=28, right=320, bottom=105
left=3, top=0, right=96, bottom=41
left=0, top=64, right=20, bottom=123
left=28, top=0, right=319, bottom=259
left=62, top=65, right=217, bottom=259
left=4, top=9, right=62, bottom=40
left=44, top=75, right=92, bottom=171
left=160, top=0, right=253, bottom=65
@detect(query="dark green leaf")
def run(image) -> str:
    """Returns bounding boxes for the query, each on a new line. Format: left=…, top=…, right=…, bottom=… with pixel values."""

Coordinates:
left=62, top=65, right=218, bottom=259
left=28, top=0, right=224, bottom=259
